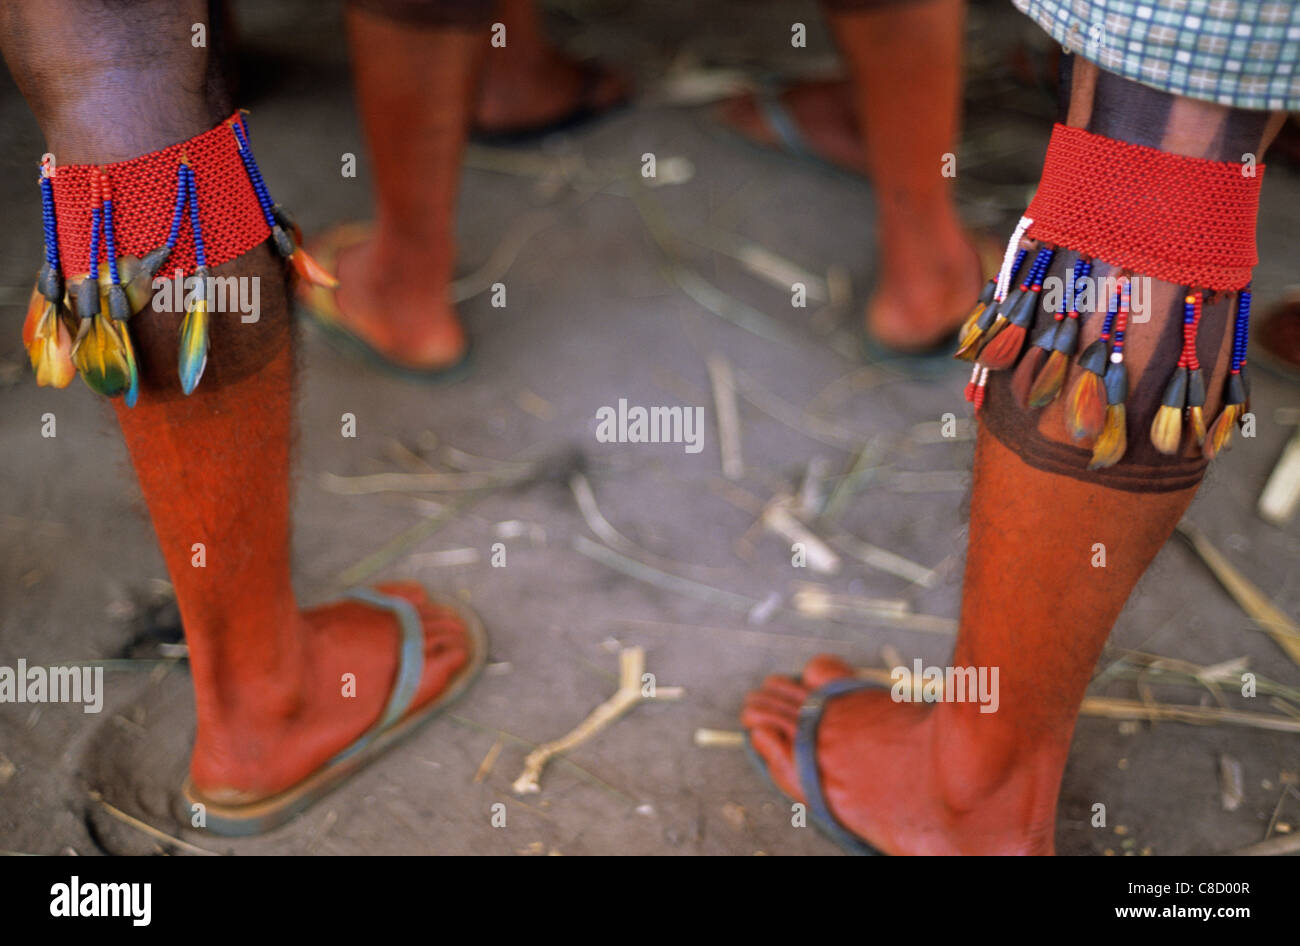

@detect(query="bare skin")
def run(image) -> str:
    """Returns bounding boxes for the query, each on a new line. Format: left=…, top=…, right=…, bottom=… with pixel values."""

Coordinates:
left=328, top=0, right=625, bottom=371
left=717, top=78, right=863, bottom=174
left=326, top=7, right=480, bottom=371
left=742, top=60, right=1286, bottom=854
left=473, top=0, right=627, bottom=136
left=1, top=0, right=471, bottom=802
left=721, top=1, right=984, bottom=352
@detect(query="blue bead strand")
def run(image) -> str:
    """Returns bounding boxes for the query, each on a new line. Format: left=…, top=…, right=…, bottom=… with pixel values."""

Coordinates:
left=103, top=194, right=121, bottom=285
left=89, top=204, right=102, bottom=281
left=1008, top=247, right=1029, bottom=285
left=1074, top=260, right=1092, bottom=311
left=40, top=175, right=60, bottom=270
left=231, top=121, right=278, bottom=229
left=1099, top=293, right=1118, bottom=340
left=1020, top=247, right=1051, bottom=291
left=1232, top=285, right=1251, bottom=372
left=165, top=165, right=189, bottom=254
left=185, top=165, right=208, bottom=269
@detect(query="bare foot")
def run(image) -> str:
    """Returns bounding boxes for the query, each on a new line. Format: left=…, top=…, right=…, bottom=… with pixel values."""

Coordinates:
left=330, top=236, right=468, bottom=371
left=741, top=655, right=1060, bottom=855
left=475, top=49, right=627, bottom=136
left=867, top=229, right=986, bottom=353
left=715, top=79, right=863, bottom=172
left=715, top=80, right=984, bottom=352
left=189, top=583, right=471, bottom=803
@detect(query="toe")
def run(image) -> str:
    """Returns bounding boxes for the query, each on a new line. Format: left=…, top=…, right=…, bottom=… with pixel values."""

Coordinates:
left=742, top=691, right=799, bottom=735
left=802, top=654, right=856, bottom=689
left=749, top=724, right=805, bottom=804
left=759, top=674, right=809, bottom=706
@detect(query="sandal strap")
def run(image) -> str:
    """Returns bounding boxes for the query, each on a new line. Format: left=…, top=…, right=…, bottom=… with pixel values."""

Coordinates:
left=755, top=86, right=813, bottom=159
left=794, top=677, right=884, bottom=856
left=327, top=587, right=426, bottom=765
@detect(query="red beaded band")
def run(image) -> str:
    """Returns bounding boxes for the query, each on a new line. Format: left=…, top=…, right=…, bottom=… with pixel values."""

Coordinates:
left=48, top=112, right=269, bottom=278
left=1024, top=123, right=1262, bottom=291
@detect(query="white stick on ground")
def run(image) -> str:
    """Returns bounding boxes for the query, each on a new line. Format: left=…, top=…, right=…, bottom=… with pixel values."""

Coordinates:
left=762, top=496, right=840, bottom=575
left=1258, top=428, right=1300, bottom=525
left=708, top=354, right=744, bottom=480
left=512, top=647, right=682, bottom=795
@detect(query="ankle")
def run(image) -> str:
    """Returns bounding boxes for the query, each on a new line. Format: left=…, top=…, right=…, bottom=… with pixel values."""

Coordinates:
left=186, top=602, right=308, bottom=728
left=338, top=234, right=454, bottom=301
left=931, top=704, right=1068, bottom=813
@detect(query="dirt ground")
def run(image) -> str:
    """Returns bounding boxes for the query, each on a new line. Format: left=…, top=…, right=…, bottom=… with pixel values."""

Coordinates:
left=1, top=0, right=1298, bottom=856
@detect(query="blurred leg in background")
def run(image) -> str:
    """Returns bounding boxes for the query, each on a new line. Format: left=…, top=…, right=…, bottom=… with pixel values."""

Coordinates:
left=304, top=0, right=487, bottom=374
left=718, top=0, right=985, bottom=353
left=301, top=0, right=627, bottom=377
left=473, top=0, right=628, bottom=139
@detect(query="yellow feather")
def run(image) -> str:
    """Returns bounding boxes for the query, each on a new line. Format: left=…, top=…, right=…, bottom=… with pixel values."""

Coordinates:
left=1149, top=404, right=1183, bottom=456
left=1188, top=405, right=1206, bottom=446
left=1203, top=405, right=1240, bottom=460
left=1088, top=404, right=1127, bottom=469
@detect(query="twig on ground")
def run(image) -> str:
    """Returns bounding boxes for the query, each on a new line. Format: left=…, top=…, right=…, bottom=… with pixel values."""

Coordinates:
left=694, top=728, right=745, bottom=748
left=321, top=470, right=510, bottom=495
left=850, top=667, right=1300, bottom=731
left=762, top=496, right=840, bottom=575
left=732, top=367, right=867, bottom=449
left=708, top=354, right=745, bottom=480
left=448, top=209, right=560, bottom=303
left=793, top=588, right=956, bottom=633
left=512, top=647, right=681, bottom=794
left=1233, top=833, right=1300, bottom=856
left=446, top=714, right=636, bottom=805
left=825, top=529, right=939, bottom=588
left=570, top=473, right=729, bottom=576
left=335, top=493, right=481, bottom=587
left=1176, top=520, right=1300, bottom=670
left=821, top=435, right=890, bottom=523
left=574, top=535, right=756, bottom=612
left=88, top=792, right=218, bottom=856
left=473, top=737, right=505, bottom=784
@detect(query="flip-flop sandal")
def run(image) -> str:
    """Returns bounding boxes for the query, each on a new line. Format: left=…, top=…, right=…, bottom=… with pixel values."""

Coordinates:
left=295, top=222, right=474, bottom=384
left=471, top=60, right=630, bottom=146
left=746, top=676, right=885, bottom=856
left=182, top=586, right=488, bottom=837
left=859, top=232, right=1008, bottom=374
left=708, top=79, right=865, bottom=185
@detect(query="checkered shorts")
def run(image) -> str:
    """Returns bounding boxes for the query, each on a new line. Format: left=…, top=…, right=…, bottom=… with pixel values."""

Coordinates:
left=1013, top=0, right=1300, bottom=110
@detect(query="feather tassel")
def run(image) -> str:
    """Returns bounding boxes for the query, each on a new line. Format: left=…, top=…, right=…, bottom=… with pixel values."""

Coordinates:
left=119, top=320, right=139, bottom=408
left=289, top=246, right=339, bottom=289
left=1087, top=357, right=1129, bottom=468
left=1065, top=369, right=1106, bottom=442
left=978, top=288, right=1038, bottom=370
left=25, top=288, right=77, bottom=389
left=1149, top=366, right=1188, bottom=455
left=958, top=254, right=1029, bottom=360
left=73, top=312, right=132, bottom=397
left=22, top=285, right=41, bottom=350
left=1203, top=371, right=1247, bottom=459
left=1203, top=403, right=1241, bottom=459
left=1089, top=403, right=1128, bottom=469
left=178, top=268, right=211, bottom=395
left=1027, top=350, right=1069, bottom=409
